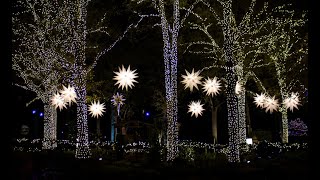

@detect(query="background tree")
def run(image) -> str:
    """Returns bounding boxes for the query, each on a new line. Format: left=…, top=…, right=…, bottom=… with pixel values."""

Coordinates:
left=264, top=10, right=307, bottom=143
left=131, top=0, right=207, bottom=161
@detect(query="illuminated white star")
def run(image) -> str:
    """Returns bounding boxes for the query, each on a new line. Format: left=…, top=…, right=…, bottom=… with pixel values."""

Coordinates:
left=202, top=77, right=221, bottom=96
left=88, top=101, right=106, bottom=118
left=51, top=92, right=67, bottom=111
left=254, top=93, right=266, bottom=108
left=235, top=81, right=243, bottom=95
left=188, top=100, right=205, bottom=118
left=264, top=96, right=279, bottom=113
left=111, top=92, right=126, bottom=107
left=283, top=92, right=300, bottom=112
left=60, top=84, right=77, bottom=106
left=181, top=69, right=203, bottom=92
left=113, top=65, right=138, bottom=91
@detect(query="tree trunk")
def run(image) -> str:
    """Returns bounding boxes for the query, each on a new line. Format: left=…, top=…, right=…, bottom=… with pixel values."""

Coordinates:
left=238, top=90, right=247, bottom=144
left=245, top=99, right=252, bottom=137
left=42, top=102, right=57, bottom=149
left=75, top=81, right=91, bottom=159
left=280, top=107, right=289, bottom=143
left=158, top=0, right=180, bottom=161
left=225, top=70, right=240, bottom=163
left=96, top=118, right=100, bottom=137
left=212, top=106, right=218, bottom=144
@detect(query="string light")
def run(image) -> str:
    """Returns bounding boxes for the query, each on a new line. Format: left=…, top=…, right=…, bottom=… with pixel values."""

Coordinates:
left=13, top=0, right=149, bottom=158
left=288, top=118, right=308, bottom=136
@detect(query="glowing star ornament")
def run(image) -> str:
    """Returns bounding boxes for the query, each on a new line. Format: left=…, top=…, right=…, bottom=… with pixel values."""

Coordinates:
left=235, top=81, right=243, bottom=95
left=60, top=85, right=77, bottom=106
left=51, top=92, right=67, bottom=110
left=254, top=93, right=266, bottom=108
left=88, top=101, right=106, bottom=118
left=113, top=65, right=138, bottom=91
left=181, top=69, right=203, bottom=92
left=188, top=100, right=205, bottom=118
left=264, top=96, right=279, bottom=113
left=283, top=92, right=301, bottom=112
left=111, top=92, right=126, bottom=116
left=202, top=77, right=221, bottom=96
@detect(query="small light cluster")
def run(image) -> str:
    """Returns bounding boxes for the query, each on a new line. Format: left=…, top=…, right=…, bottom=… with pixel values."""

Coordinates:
left=288, top=118, right=308, bottom=136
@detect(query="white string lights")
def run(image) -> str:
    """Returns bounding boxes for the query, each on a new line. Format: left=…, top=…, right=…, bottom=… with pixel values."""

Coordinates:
left=13, top=0, right=147, bottom=158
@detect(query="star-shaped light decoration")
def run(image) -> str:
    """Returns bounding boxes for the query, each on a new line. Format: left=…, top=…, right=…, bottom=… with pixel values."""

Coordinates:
left=264, top=96, right=279, bottom=113
left=113, top=65, right=138, bottom=91
left=283, top=92, right=301, bottom=112
left=88, top=101, right=106, bottom=118
left=235, top=81, right=243, bottom=95
left=253, top=93, right=266, bottom=108
left=111, top=92, right=126, bottom=116
left=181, top=69, right=203, bottom=92
left=60, top=85, right=77, bottom=106
left=51, top=92, right=67, bottom=111
left=187, top=100, right=205, bottom=118
left=202, top=77, right=221, bottom=96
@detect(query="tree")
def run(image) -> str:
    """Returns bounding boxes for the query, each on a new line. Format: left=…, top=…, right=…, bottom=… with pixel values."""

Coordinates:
left=131, top=0, right=205, bottom=161
left=266, top=11, right=307, bottom=143
left=12, top=0, right=145, bottom=158
left=180, top=0, right=307, bottom=161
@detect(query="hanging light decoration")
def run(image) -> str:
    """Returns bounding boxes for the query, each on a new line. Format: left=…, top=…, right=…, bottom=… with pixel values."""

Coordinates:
left=264, top=96, right=279, bottom=113
left=202, top=77, right=221, bottom=96
left=181, top=69, right=203, bottom=92
left=283, top=92, right=301, bottom=112
left=60, top=84, right=77, bottom=106
left=113, top=65, right=138, bottom=91
left=187, top=100, right=205, bottom=118
left=51, top=92, right=67, bottom=111
left=111, top=92, right=126, bottom=116
left=235, top=81, right=243, bottom=95
left=253, top=93, right=267, bottom=108
left=88, top=101, right=106, bottom=118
